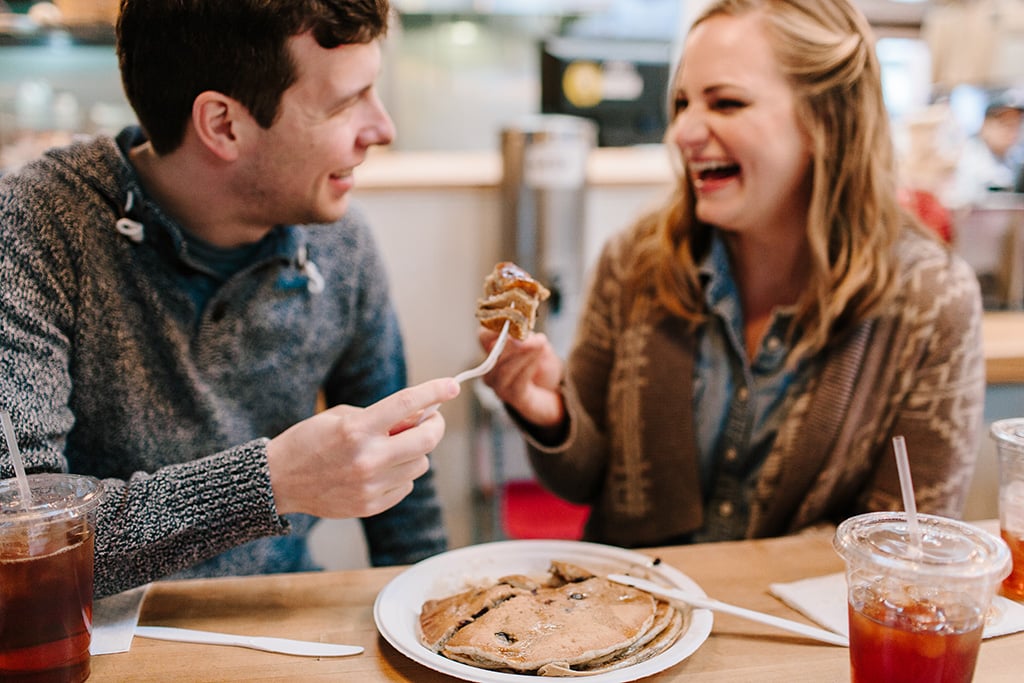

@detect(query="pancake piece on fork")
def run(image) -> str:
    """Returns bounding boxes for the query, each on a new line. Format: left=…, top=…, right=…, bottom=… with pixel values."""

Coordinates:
left=475, top=261, right=551, bottom=341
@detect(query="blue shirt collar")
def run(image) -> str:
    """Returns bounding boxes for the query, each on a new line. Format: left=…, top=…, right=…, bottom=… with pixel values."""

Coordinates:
left=697, top=230, right=797, bottom=370
left=114, top=126, right=306, bottom=278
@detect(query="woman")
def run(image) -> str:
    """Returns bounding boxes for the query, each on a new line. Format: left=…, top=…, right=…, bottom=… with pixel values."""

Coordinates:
left=481, top=0, right=985, bottom=547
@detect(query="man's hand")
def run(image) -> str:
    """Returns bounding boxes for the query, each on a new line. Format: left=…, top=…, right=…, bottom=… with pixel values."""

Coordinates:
left=266, top=378, right=459, bottom=517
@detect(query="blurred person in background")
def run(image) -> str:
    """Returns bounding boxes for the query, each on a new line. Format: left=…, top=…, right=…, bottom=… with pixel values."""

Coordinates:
left=945, top=91, right=1024, bottom=209
left=480, top=0, right=984, bottom=547
left=0, top=0, right=458, bottom=598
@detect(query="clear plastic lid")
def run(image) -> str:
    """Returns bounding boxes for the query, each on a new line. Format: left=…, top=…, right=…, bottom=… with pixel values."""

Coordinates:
left=0, top=473, right=103, bottom=526
left=991, top=418, right=1024, bottom=453
left=834, top=512, right=1011, bottom=581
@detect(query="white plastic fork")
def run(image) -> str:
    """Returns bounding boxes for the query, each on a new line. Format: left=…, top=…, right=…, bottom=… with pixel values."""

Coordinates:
left=606, top=574, right=849, bottom=647
left=417, top=320, right=511, bottom=424
left=134, top=626, right=363, bottom=657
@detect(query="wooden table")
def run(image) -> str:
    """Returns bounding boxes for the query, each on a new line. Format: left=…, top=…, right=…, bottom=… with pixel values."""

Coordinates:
left=90, top=527, right=1021, bottom=682
left=982, top=311, right=1024, bottom=384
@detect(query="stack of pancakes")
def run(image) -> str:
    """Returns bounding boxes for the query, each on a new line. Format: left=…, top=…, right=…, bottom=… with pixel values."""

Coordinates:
left=475, top=262, right=551, bottom=341
left=419, top=561, right=686, bottom=676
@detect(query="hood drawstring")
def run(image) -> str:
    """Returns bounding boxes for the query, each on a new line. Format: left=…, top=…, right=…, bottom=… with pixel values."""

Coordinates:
left=113, top=191, right=322, bottom=294
left=296, top=244, right=325, bottom=295
left=115, top=191, right=145, bottom=243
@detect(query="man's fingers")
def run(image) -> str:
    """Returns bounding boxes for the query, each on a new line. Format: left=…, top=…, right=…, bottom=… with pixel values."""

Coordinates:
left=389, top=404, right=442, bottom=436
left=364, top=378, right=459, bottom=433
left=386, top=410, right=445, bottom=458
left=363, top=480, right=417, bottom=518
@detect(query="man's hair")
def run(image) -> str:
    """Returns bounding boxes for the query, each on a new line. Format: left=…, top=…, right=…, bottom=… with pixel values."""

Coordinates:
left=632, top=0, right=905, bottom=361
left=117, top=0, right=391, bottom=155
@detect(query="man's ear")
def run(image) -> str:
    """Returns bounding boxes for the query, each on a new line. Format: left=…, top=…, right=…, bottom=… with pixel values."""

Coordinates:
left=192, top=91, right=250, bottom=162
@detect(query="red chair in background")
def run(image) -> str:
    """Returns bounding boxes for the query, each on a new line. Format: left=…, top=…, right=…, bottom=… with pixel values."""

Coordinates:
left=899, top=187, right=954, bottom=243
left=500, top=480, right=589, bottom=540
left=472, top=383, right=590, bottom=541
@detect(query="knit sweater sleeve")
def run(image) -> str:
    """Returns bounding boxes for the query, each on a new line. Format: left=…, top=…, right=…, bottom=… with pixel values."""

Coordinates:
left=92, top=440, right=287, bottom=597
left=0, top=154, right=287, bottom=598
left=858, top=236, right=987, bottom=518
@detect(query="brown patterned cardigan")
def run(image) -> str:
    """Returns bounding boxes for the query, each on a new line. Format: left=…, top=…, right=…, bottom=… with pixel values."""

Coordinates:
left=523, top=224, right=986, bottom=548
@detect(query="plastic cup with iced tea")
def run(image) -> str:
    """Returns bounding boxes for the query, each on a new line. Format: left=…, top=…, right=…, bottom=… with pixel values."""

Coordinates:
left=992, top=418, right=1024, bottom=601
left=0, top=473, right=103, bottom=683
left=834, top=512, right=1010, bottom=683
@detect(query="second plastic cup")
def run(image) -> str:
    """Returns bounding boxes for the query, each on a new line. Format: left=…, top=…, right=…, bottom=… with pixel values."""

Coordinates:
left=992, top=418, right=1024, bottom=601
left=0, top=473, right=103, bottom=683
left=834, top=512, right=1010, bottom=683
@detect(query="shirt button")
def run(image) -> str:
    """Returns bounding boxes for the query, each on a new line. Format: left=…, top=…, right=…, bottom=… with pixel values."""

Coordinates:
left=724, top=448, right=738, bottom=463
left=766, top=336, right=781, bottom=351
left=736, top=387, right=749, bottom=402
left=718, top=501, right=734, bottom=517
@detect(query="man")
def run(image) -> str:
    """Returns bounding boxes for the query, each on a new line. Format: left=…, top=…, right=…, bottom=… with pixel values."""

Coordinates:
left=946, top=91, right=1024, bottom=208
left=0, top=0, right=458, bottom=598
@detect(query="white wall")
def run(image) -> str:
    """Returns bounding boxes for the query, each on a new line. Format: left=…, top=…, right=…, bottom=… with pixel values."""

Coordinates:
left=307, top=176, right=671, bottom=570
left=306, top=162, right=1020, bottom=570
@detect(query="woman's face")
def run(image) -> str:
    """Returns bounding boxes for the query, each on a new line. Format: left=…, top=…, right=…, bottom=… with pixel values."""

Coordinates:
left=669, top=11, right=812, bottom=241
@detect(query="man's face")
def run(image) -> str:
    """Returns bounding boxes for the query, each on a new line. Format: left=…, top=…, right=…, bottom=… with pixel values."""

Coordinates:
left=982, top=107, right=1023, bottom=159
left=233, top=33, right=395, bottom=229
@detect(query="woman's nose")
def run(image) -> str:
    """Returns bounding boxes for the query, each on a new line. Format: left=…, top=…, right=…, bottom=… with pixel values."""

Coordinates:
left=669, top=108, right=709, bottom=152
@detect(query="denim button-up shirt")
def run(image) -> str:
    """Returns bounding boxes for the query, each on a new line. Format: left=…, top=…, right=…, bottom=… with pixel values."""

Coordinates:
left=693, top=233, right=809, bottom=542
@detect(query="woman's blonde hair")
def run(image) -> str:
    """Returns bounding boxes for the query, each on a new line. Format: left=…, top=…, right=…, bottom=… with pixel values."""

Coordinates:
left=633, top=0, right=906, bottom=360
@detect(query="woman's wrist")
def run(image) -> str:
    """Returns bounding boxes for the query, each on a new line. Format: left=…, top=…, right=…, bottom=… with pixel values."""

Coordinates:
left=506, top=395, right=569, bottom=447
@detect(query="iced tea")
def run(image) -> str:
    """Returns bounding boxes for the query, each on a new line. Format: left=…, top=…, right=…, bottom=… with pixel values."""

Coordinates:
left=993, top=419, right=1024, bottom=602
left=1000, top=529, right=1024, bottom=601
left=848, top=586, right=983, bottom=683
left=0, top=523, right=95, bottom=683
left=0, top=474, right=102, bottom=683
left=835, top=513, right=1010, bottom=683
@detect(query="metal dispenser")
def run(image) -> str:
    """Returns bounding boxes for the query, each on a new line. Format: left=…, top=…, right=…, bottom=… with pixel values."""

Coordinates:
left=499, top=114, right=598, bottom=357
left=470, top=115, right=598, bottom=544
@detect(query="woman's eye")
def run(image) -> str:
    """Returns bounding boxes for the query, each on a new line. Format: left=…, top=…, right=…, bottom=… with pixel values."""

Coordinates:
left=672, top=96, right=689, bottom=113
left=713, top=98, right=745, bottom=111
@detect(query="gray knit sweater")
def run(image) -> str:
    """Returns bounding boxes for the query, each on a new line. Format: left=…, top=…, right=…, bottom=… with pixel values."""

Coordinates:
left=0, top=128, right=447, bottom=598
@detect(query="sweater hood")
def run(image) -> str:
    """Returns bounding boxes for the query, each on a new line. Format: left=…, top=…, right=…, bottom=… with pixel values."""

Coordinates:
left=39, top=127, right=324, bottom=294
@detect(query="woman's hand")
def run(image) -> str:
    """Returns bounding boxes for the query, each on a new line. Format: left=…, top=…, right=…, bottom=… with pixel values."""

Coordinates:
left=479, top=327, right=566, bottom=429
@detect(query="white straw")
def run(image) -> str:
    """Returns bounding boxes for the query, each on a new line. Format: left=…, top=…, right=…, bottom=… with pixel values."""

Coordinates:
left=892, top=435, right=922, bottom=551
left=1, top=409, right=32, bottom=510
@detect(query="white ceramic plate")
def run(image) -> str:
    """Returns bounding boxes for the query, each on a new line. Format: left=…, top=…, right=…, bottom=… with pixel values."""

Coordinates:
left=373, top=539, right=713, bottom=682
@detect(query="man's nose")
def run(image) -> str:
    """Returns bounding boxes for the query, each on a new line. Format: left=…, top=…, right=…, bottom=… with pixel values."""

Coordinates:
left=361, top=92, right=395, bottom=147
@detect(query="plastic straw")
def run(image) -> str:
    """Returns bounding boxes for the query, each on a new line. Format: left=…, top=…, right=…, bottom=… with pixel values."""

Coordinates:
left=892, top=435, right=922, bottom=552
left=1, top=408, right=32, bottom=510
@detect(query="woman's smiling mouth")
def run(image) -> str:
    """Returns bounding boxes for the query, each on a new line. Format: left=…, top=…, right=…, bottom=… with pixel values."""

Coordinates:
left=688, top=159, right=741, bottom=189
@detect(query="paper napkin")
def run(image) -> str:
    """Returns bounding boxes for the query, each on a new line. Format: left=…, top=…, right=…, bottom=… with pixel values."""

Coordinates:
left=90, top=584, right=150, bottom=655
left=769, top=572, right=1024, bottom=639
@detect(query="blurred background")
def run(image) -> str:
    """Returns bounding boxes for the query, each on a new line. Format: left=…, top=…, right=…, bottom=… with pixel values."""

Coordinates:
left=6, top=1, right=1018, bottom=156
left=2, top=0, right=1022, bottom=567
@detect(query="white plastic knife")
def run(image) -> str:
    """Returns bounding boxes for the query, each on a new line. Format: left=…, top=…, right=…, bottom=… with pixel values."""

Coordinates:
left=134, top=625, right=364, bottom=657
left=606, top=574, right=849, bottom=647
